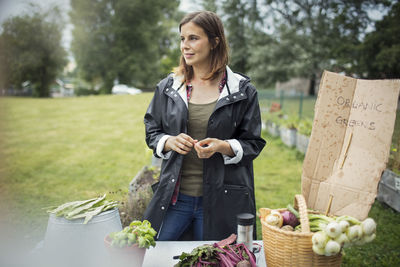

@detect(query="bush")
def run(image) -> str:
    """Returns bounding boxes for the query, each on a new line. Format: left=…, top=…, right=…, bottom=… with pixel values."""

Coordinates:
left=265, top=111, right=284, bottom=125
left=297, top=118, right=313, bottom=136
left=118, top=166, right=160, bottom=227
left=281, top=114, right=299, bottom=129
left=388, top=139, right=400, bottom=175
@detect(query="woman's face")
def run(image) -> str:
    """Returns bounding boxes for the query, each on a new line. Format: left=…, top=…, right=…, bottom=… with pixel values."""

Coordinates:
left=180, top=21, right=212, bottom=69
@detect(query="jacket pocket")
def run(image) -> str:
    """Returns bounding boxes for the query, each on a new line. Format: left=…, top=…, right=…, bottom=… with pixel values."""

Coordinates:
left=222, top=184, right=252, bottom=220
left=151, top=181, right=160, bottom=193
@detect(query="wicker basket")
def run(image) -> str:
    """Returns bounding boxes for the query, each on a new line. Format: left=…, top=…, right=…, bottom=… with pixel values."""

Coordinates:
left=260, top=194, right=342, bottom=267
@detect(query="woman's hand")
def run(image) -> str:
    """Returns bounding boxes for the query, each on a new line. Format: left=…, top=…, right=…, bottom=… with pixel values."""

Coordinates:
left=194, top=138, right=235, bottom=158
left=164, top=133, right=197, bottom=155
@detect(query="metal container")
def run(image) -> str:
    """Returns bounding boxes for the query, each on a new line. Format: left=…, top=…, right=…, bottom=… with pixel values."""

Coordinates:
left=296, top=133, right=310, bottom=154
left=43, top=208, right=122, bottom=267
left=377, top=169, right=400, bottom=212
left=280, top=127, right=297, bottom=147
left=237, top=213, right=254, bottom=251
left=267, top=122, right=281, bottom=137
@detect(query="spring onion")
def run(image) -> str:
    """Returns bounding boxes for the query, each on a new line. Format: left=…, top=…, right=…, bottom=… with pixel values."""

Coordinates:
left=312, top=231, right=329, bottom=249
left=346, top=225, right=363, bottom=242
left=270, top=205, right=378, bottom=257
left=324, top=221, right=342, bottom=238
left=362, top=233, right=376, bottom=243
left=338, top=220, right=350, bottom=233
left=361, top=218, right=376, bottom=236
left=288, top=205, right=377, bottom=257
left=312, top=245, right=325, bottom=256
left=333, top=233, right=350, bottom=248
left=324, top=240, right=341, bottom=256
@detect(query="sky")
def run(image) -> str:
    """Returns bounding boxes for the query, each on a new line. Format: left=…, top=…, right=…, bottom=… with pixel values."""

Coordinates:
left=0, top=0, right=70, bottom=22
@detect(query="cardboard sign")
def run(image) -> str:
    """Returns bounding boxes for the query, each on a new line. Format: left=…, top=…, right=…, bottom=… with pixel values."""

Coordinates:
left=302, top=71, right=400, bottom=220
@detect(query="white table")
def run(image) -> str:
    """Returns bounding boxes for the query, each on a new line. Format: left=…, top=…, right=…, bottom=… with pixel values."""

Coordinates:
left=143, top=240, right=266, bottom=267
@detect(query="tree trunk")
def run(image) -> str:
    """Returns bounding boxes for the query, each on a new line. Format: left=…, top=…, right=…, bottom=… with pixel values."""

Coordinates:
left=37, top=66, right=50, bottom=97
left=101, top=76, right=114, bottom=94
left=308, top=73, right=316, bottom=96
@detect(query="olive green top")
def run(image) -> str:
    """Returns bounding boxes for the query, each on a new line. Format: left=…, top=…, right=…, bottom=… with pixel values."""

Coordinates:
left=180, top=100, right=217, bottom=197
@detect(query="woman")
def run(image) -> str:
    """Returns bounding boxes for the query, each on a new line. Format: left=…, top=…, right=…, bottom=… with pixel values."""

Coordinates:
left=143, top=11, right=265, bottom=241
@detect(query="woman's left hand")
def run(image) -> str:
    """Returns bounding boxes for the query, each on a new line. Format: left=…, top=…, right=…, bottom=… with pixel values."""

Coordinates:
left=194, top=138, right=234, bottom=158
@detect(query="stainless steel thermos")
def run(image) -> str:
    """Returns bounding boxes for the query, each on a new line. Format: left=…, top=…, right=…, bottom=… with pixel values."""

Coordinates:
left=236, top=213, right=254, bottom=251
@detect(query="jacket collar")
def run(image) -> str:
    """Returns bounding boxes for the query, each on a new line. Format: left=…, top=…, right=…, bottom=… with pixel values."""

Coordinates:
left=169, top=66, right=248, bottom=107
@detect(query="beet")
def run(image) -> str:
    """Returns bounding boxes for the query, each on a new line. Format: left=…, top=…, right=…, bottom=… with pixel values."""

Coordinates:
left=236, top=260, right=251, bottom=267
left=281, top=210, right=299, bottom=227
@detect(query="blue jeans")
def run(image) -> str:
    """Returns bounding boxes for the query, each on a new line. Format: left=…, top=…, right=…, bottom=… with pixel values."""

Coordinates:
left=157, top=193, right=203, bottom=241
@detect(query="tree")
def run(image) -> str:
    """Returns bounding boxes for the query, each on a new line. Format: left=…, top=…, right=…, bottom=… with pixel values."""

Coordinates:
left=358, top=1, right=400, bottom=79
left=202, top=0, right=218, bottom=13
left=222, top=0, right=262, bottom=74
left=0, top=5, right=67, bottom=97
left=69, top=0, right=117, bottom=93
left=249, top=0, right=391, bottom=94
left=70, top=0, right=180, bottom=93
left=248, top=25, right=303, bottom=89
left=112, top=0, right=181, bottom=88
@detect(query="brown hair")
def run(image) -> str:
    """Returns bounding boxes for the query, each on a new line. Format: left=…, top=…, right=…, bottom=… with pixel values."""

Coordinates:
left=174, top=11, right=229, bottom=82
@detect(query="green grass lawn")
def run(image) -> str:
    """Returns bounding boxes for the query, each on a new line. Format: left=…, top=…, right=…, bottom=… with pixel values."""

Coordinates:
left=0, top=94, right=399, bottom=266
left=0, top=95, right=153, bottom=245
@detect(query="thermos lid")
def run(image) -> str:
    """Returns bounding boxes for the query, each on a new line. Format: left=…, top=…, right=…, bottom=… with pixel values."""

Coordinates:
left=237, top=213, right=254, bottom=226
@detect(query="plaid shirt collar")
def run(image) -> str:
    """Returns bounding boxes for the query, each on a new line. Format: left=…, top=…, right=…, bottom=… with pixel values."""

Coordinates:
left=185, top=70, right=227, bottom=101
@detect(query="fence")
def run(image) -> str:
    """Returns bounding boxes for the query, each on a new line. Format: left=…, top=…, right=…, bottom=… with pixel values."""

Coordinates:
left=257, top=90, right=317, bottom=120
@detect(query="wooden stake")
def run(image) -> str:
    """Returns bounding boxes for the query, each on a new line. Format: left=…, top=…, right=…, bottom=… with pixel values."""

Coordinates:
left=325, top=195, right=333, bottom=216
left=340, top=131, right=353, bottom=169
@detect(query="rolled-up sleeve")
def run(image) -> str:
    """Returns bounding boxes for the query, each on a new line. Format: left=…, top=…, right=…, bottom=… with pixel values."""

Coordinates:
left=222, top=139, right=243, bottom=164
left=156, top=135, right=172, bottom=159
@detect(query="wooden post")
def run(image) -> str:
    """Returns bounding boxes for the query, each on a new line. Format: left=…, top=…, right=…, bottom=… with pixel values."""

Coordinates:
left=325, top=195, right=333, bottom=216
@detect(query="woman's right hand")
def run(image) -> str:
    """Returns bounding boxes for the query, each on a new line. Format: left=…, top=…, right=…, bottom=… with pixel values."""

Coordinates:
left=164, top=133, right=197, bottom=155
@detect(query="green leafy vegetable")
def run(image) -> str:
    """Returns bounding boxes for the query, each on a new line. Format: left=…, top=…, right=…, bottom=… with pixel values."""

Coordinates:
left=109, top=220, right=157, bottom=249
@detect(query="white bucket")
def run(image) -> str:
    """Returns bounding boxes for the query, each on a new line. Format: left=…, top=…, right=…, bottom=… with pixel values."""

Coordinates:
left=43, top=208, right=122, bottom=267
